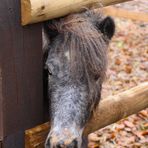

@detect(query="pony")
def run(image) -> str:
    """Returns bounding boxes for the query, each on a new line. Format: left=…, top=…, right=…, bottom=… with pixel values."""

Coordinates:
left=43, top=10, right=115, bottom=148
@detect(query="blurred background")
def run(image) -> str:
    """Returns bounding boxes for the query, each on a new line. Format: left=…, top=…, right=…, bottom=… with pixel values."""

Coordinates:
left=89, top=0, right=148, bottom=147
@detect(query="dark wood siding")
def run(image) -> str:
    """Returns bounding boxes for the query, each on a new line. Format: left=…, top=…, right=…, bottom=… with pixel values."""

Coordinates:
left=0, top=141, right=2, bottom=148
left=0, top=0, right=43, bottom=147
left=2, top=131, right=24, bottom=148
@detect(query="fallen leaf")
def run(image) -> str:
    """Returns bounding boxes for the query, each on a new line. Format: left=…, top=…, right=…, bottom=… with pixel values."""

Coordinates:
left=141, top=130, right=148, bottom=136
left=124, top=65, right=132, bottom=74
left=124, top=120, right=135, bottom=128
left=115, top=58, right=121, bottom=65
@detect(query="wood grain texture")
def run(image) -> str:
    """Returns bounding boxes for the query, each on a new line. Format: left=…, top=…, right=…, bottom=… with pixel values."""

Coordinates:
left=103, top=6, right=148, bottom=22
left=2, top=131, right=24, bottom=148
left=25, top=123, right=50, bottom=148
left=25, top=82, right=148, bottom=148
left=0, top=0, right=43, bottom=147
left=84, top=82, right=148, bottom=135
left=21, top=0, right=133, bottom=25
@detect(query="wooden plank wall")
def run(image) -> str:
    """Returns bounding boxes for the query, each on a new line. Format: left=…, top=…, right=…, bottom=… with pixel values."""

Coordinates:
left=0, top=0, right=43, bottom=147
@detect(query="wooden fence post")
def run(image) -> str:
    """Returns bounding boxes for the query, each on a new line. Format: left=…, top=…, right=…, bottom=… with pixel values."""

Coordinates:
left=0, top=0, right=43, bottom=147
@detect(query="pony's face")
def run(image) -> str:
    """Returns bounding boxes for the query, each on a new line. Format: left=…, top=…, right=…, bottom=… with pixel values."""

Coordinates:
left=44, top=11, right=115, bottom=148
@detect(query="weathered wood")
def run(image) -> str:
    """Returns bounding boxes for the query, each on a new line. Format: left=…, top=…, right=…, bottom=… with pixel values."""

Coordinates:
left=103, top=6, right=148, bottom=22
left=25, top=82, right=148, bottom=148
left=84, top=82, right=148, bottom=135
left=25, top=123, right=50, bottom=148
left=21, top=0, right=133, bottom=25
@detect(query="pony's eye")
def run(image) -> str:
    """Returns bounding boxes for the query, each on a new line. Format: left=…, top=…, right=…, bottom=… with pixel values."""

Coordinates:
left=45, top=63, right=53, bottom=75
left=94, top=74, right=100, bottom=81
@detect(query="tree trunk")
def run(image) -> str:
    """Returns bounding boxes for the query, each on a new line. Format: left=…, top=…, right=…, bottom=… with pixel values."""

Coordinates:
left=21, top=0, right=133, bottom=25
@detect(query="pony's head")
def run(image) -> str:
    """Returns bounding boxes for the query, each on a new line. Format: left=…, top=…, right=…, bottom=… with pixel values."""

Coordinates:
left=43, top=10, right=115, bottom=148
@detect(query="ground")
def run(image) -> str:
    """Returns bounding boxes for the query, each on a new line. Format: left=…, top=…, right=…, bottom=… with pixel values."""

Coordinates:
left=88, top=0, right=148, bottom=147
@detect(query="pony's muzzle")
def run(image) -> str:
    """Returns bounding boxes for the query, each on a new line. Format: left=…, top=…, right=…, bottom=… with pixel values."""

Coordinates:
left=45, top=125, right=84, bottom=148
left=45, top=138, right=78, bottom=148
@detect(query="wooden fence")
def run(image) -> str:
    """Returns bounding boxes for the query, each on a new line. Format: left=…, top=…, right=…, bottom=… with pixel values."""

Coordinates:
left=0, top=0, right=147, bottom=147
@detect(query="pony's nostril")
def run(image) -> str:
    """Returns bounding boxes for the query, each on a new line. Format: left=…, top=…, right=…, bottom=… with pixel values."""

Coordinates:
left=45, top=139, right=50, bottom=148
left=67, top=139, right=78, bottom=148
left=45, top=135, right=52, bottom=148
left=55, top=139, right=78, bottom=148
left=56, top=140, right=65, bottom=148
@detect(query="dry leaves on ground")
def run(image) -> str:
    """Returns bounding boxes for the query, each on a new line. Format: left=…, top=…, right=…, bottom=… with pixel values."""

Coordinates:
left=89, top=0, right=148, bottom=147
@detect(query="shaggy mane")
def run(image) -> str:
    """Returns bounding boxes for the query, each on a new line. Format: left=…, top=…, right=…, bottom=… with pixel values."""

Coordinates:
left=46, top=11, right=109, bottom=107
left=49, top=11, right=108, bottom=80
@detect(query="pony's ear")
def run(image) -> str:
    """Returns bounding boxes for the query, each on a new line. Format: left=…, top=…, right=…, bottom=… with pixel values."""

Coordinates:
left=43, top=21, right=59, bottom=39
left=96, top=16, right=115, bottom=39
